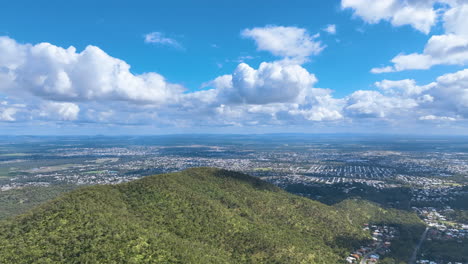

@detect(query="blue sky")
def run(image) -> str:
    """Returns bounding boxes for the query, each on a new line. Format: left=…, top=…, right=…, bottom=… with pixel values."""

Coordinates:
left=1, top=0, right=468, bottom=134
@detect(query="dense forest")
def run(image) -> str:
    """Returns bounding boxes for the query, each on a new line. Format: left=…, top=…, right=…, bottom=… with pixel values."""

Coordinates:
left=0, top=168, right=424, bottom=263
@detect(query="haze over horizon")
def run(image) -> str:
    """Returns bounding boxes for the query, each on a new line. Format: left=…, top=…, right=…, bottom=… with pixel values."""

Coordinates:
left=1, top=0, right=468, bottom=135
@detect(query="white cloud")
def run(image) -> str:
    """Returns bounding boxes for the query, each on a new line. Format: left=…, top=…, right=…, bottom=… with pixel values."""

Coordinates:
left=366, top=68, right=468, bottom=120
left=443, top=3, right=468, bottom=37
left=241, top=26, right=325, bottom=63
left=40, top=102, right=80, bottom=121
left=3, top=35, right=468, bottom=130
left=0, top=99, right=28, bottom=122
left=0, top=36, right=27, bottom=69
left=0, top=36, right=185, bottom=105
left=345, top=90, right=418, bottom=118
left=195, top=62, right=345, bottom=124
left=372, top=33, right=468, bottom=72
left=323, top=24, right=337, bottom=35
left=208, top=93, right=343, bottom=125
left=430, top=68, right=468, bottom=115
left=369, top=2, right=468, bottom=73
left=208, top=62, right=317, bottom=105
left=144, top=32, right=182, bottom=48
left=375, top=79, right=435, bottom=95
left=0, top=107, right=17, bottom=121
left=289, top=107, right=343, bottom=121
left=344, top=68, right=468, bottom=120
left=288, top=87, right=345, bottom=121
left=419, top=115, right=457, bottom=121
left=342, top=0, right=437, bottom=34
left=342, top=0, right=397, bottom=23
left=370, top=66, right=395, bottom=74
left=390, top=3, right=438, bottom=33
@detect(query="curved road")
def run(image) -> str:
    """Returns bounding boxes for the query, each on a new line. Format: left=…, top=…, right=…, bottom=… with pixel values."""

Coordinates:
left=409, top=227, right=429, bottom=264
left=360, top=227, right=428, bottom=264
left=360, top=250, right=374, bottom=264
left=360, top=242, right=382, bottom=264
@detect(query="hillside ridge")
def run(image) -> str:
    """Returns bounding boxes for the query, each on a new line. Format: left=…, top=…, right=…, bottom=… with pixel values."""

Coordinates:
left=0, top=167, right=423, bottom=263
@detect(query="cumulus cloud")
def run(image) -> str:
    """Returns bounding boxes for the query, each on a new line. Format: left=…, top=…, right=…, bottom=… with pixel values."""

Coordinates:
left=0, top=100, right=27, bottom=122
left=0, top=37, right=27, bottom=69
left=207, top=62, right=317, bottom=105
left=0, top=36, right=184, bottom=105
left=40, top=102, right=80, bottom=121
left=241, top=26, right=324, bottom=63
left=375, top=79, right=435, bottom=95
left=342, top=0, right=437, bottom=34
left=0, top=107, right=17, bottom=121
left=369, top=2, right=468, bottom=73
left=372, top=33, right=468, bottom=72
left=443, top=3, right=468, bottom=37
left=288, top=96, right=344, bottom=121
left=289, top=107, right=343, bottom=121
left=355, top=0, right=468, bottom=127
left=430, top=68, right=468, bottom=116
left=0, top=30, right=339, bottom=127
left=208, top=94, right=343, bottom=125
left=144, top=32, right=182, bottom=49
left=198, top=62, right=345, bottom=123
left=0, top=36, right=187, bottom=123
left=2, top=35, right=468, bottom=130
left=345, top=90, right=418, bottom=118
left=358, top=68, right=468, bottom=120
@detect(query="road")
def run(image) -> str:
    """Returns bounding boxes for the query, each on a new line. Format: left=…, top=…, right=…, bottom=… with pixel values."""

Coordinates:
left=409, top=227, right=429, bottom=264
left=360, top=250, right=374, bottom=264
left=360, top=242, right=382, bottom=264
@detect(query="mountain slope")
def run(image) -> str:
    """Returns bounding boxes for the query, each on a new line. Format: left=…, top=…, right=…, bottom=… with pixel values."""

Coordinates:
left=0, top=168, right=422, bottom=263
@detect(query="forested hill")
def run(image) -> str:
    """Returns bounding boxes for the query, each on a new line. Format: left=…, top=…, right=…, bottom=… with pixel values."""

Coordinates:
left=0, top=168, right=423, bottom=263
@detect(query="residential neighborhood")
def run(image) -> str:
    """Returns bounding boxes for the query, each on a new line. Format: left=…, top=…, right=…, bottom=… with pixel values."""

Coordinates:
left=345, top=224, right=397, bottom=264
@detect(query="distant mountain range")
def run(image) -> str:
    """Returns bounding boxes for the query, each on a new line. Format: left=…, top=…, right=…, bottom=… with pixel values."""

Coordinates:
left=0, top=168, right=424, bottom=263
